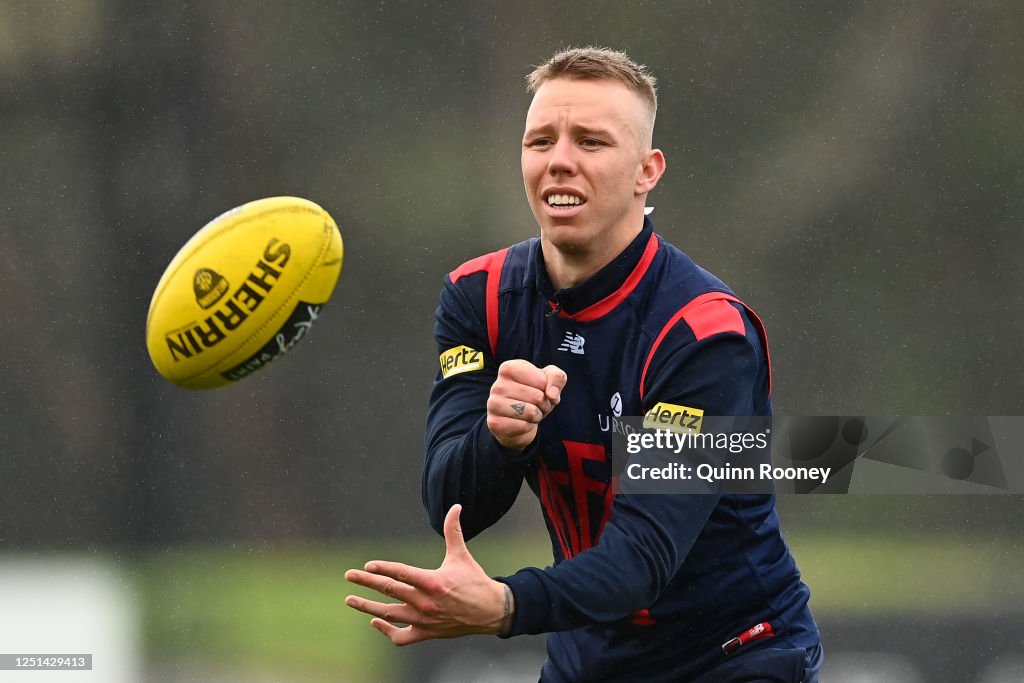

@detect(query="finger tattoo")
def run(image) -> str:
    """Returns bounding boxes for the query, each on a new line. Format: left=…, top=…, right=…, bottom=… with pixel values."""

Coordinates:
left=511, top=402, right=526, bottom=416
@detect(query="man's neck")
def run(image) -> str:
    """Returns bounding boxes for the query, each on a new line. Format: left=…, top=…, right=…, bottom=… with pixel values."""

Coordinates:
left=541, top=223, right=643, bottom=290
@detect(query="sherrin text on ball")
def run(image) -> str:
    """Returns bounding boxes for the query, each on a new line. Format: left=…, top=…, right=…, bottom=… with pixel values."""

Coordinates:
left=146, top=196, right=343, bottom=389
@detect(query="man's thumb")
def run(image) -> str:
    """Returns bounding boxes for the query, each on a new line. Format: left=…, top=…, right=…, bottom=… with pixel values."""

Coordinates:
left=542, top=365, right=568, bottom=402
left=443, top=504, right=469, bottom=559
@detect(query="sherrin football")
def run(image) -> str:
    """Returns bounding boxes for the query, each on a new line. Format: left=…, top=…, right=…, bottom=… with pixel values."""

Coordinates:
left=146, top=196, right=343, bottom=390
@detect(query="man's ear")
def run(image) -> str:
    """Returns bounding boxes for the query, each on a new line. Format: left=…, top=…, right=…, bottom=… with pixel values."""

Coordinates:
left=635, top=149, right=666, bottom=195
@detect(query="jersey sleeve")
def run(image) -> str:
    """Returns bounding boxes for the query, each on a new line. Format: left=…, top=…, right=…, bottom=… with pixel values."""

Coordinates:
left=422, top=271, right=536, bottom=540
left=498, top=303, right=768, bottom=635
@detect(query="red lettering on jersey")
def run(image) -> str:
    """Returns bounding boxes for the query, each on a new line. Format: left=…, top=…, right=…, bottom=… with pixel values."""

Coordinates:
left=536, top=442, right=614, bottom=559
left=538, top=442, right=655, bottom=625
left=538, top=462, right=575, bottom=559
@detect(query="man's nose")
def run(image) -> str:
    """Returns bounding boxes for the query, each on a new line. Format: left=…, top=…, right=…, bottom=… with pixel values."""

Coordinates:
left=547, top=138, right=577, bottom=175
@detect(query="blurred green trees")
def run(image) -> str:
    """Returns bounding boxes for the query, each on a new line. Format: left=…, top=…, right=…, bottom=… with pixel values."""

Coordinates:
left=1, top=1, right=1021, bottom=546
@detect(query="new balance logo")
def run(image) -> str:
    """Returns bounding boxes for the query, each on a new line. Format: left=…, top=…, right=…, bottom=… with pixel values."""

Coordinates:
left=558, top=331, right=585, bottom=355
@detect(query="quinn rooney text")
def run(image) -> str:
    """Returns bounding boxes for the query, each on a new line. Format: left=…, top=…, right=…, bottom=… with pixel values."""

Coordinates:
left=625, top=462, right=832, bottom=484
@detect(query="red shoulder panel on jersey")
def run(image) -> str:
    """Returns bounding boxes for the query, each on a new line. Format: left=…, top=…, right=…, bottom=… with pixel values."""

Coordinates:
left=448, top=248, right=509, bottom=357
left=640, top=292, right=773, bottom=401
left=450, top=250, right=503, bottom=284
left=683, top=297, right=745, bottom=341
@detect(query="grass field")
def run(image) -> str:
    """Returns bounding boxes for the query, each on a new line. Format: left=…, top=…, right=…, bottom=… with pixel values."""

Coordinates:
left=134, top=532, right=1024, bottom=681
left=139, top=535, right=553, bottom=681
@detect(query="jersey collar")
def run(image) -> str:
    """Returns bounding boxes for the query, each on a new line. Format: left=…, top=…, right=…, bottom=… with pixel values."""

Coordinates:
left=534, top=217, right=659, bottom=322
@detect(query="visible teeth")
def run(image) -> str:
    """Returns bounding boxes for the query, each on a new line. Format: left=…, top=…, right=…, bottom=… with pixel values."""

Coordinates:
left=547, top=194, right=582, bottom=206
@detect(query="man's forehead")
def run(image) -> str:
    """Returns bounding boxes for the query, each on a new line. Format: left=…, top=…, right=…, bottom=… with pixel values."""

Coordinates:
left=525, top=78, right=646, bottom=130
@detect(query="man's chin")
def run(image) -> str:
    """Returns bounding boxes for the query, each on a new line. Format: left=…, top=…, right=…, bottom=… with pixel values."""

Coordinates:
left=540, top=224, right=592, bottom=254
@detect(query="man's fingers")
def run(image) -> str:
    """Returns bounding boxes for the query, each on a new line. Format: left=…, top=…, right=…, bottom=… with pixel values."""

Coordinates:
left=498, top=359, right=548, bottom=390
left=345, top=595, right=418, bottom=625
left=370, top=618, right=436, bottom=646
left=370, top=618, right=405, bottom=644
left=354, top=560, right=435, bottom=590
left=542, top=365, right=568, bottom=403
left=443, top=504, right=469, bottom=560
left=486, top=415, right=537, bottom=450
left=490, top=381, right=547, bottom=409
left=344, top=569, right=418, bottom=604
left=487, top=394, right=544, bottom=423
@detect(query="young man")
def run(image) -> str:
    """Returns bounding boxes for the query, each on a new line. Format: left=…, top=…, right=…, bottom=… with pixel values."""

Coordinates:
left=346, top=47, right=823, bottom=682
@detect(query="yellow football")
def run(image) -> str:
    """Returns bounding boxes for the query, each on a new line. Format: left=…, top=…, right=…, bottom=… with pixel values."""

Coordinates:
left=146, top=196, right=343, bottom=390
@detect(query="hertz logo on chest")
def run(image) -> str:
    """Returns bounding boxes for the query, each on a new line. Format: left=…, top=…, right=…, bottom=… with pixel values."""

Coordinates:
left=439, top=345, right=484, bottom=378
left=643, top=402, right=704, bottom=434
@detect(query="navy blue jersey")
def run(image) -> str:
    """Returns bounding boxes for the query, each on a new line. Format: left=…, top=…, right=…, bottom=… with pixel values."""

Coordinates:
left=423, top=218, right=819, bottom=682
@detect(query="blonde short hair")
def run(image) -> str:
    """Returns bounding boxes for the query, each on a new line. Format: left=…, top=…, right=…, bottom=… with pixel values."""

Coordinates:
left=526, top=47, right=658, bottom=120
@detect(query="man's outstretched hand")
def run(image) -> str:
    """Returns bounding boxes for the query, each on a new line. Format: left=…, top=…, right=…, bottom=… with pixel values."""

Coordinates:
left=345, top=504, right=513, bottom=646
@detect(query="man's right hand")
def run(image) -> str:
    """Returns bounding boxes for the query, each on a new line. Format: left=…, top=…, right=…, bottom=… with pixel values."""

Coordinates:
left=486, top=360, right=567, bottom=451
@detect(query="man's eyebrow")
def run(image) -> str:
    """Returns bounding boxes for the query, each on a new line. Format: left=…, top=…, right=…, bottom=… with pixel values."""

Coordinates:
left=573, top=124, right=615, bottom=137
left=523, top=125, right=553, bottom=139
left=523, top=123, right=616, bottom=139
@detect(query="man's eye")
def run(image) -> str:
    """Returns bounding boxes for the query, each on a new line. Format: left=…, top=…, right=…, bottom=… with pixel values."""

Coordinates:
left=581, top=139, right=604, bottom=148
left=528, top=139, right=553, bottom=148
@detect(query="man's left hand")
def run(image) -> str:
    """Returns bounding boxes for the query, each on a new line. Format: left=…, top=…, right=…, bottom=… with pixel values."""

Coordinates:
left=345, top=504, right=512, bottom=645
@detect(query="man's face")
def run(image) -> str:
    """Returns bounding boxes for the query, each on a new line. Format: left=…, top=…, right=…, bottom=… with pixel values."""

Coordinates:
left=522, top=77, right=655, bottom=254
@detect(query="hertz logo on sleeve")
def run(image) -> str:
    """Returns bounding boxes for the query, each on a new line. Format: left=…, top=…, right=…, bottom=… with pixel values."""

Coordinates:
left=643, top=402, right=704, bottom=434
left=439, top=345, right=484, bottom=378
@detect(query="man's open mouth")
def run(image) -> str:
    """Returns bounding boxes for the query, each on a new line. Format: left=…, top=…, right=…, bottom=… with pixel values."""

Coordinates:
left=545, top=193, right=586, bottom=208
